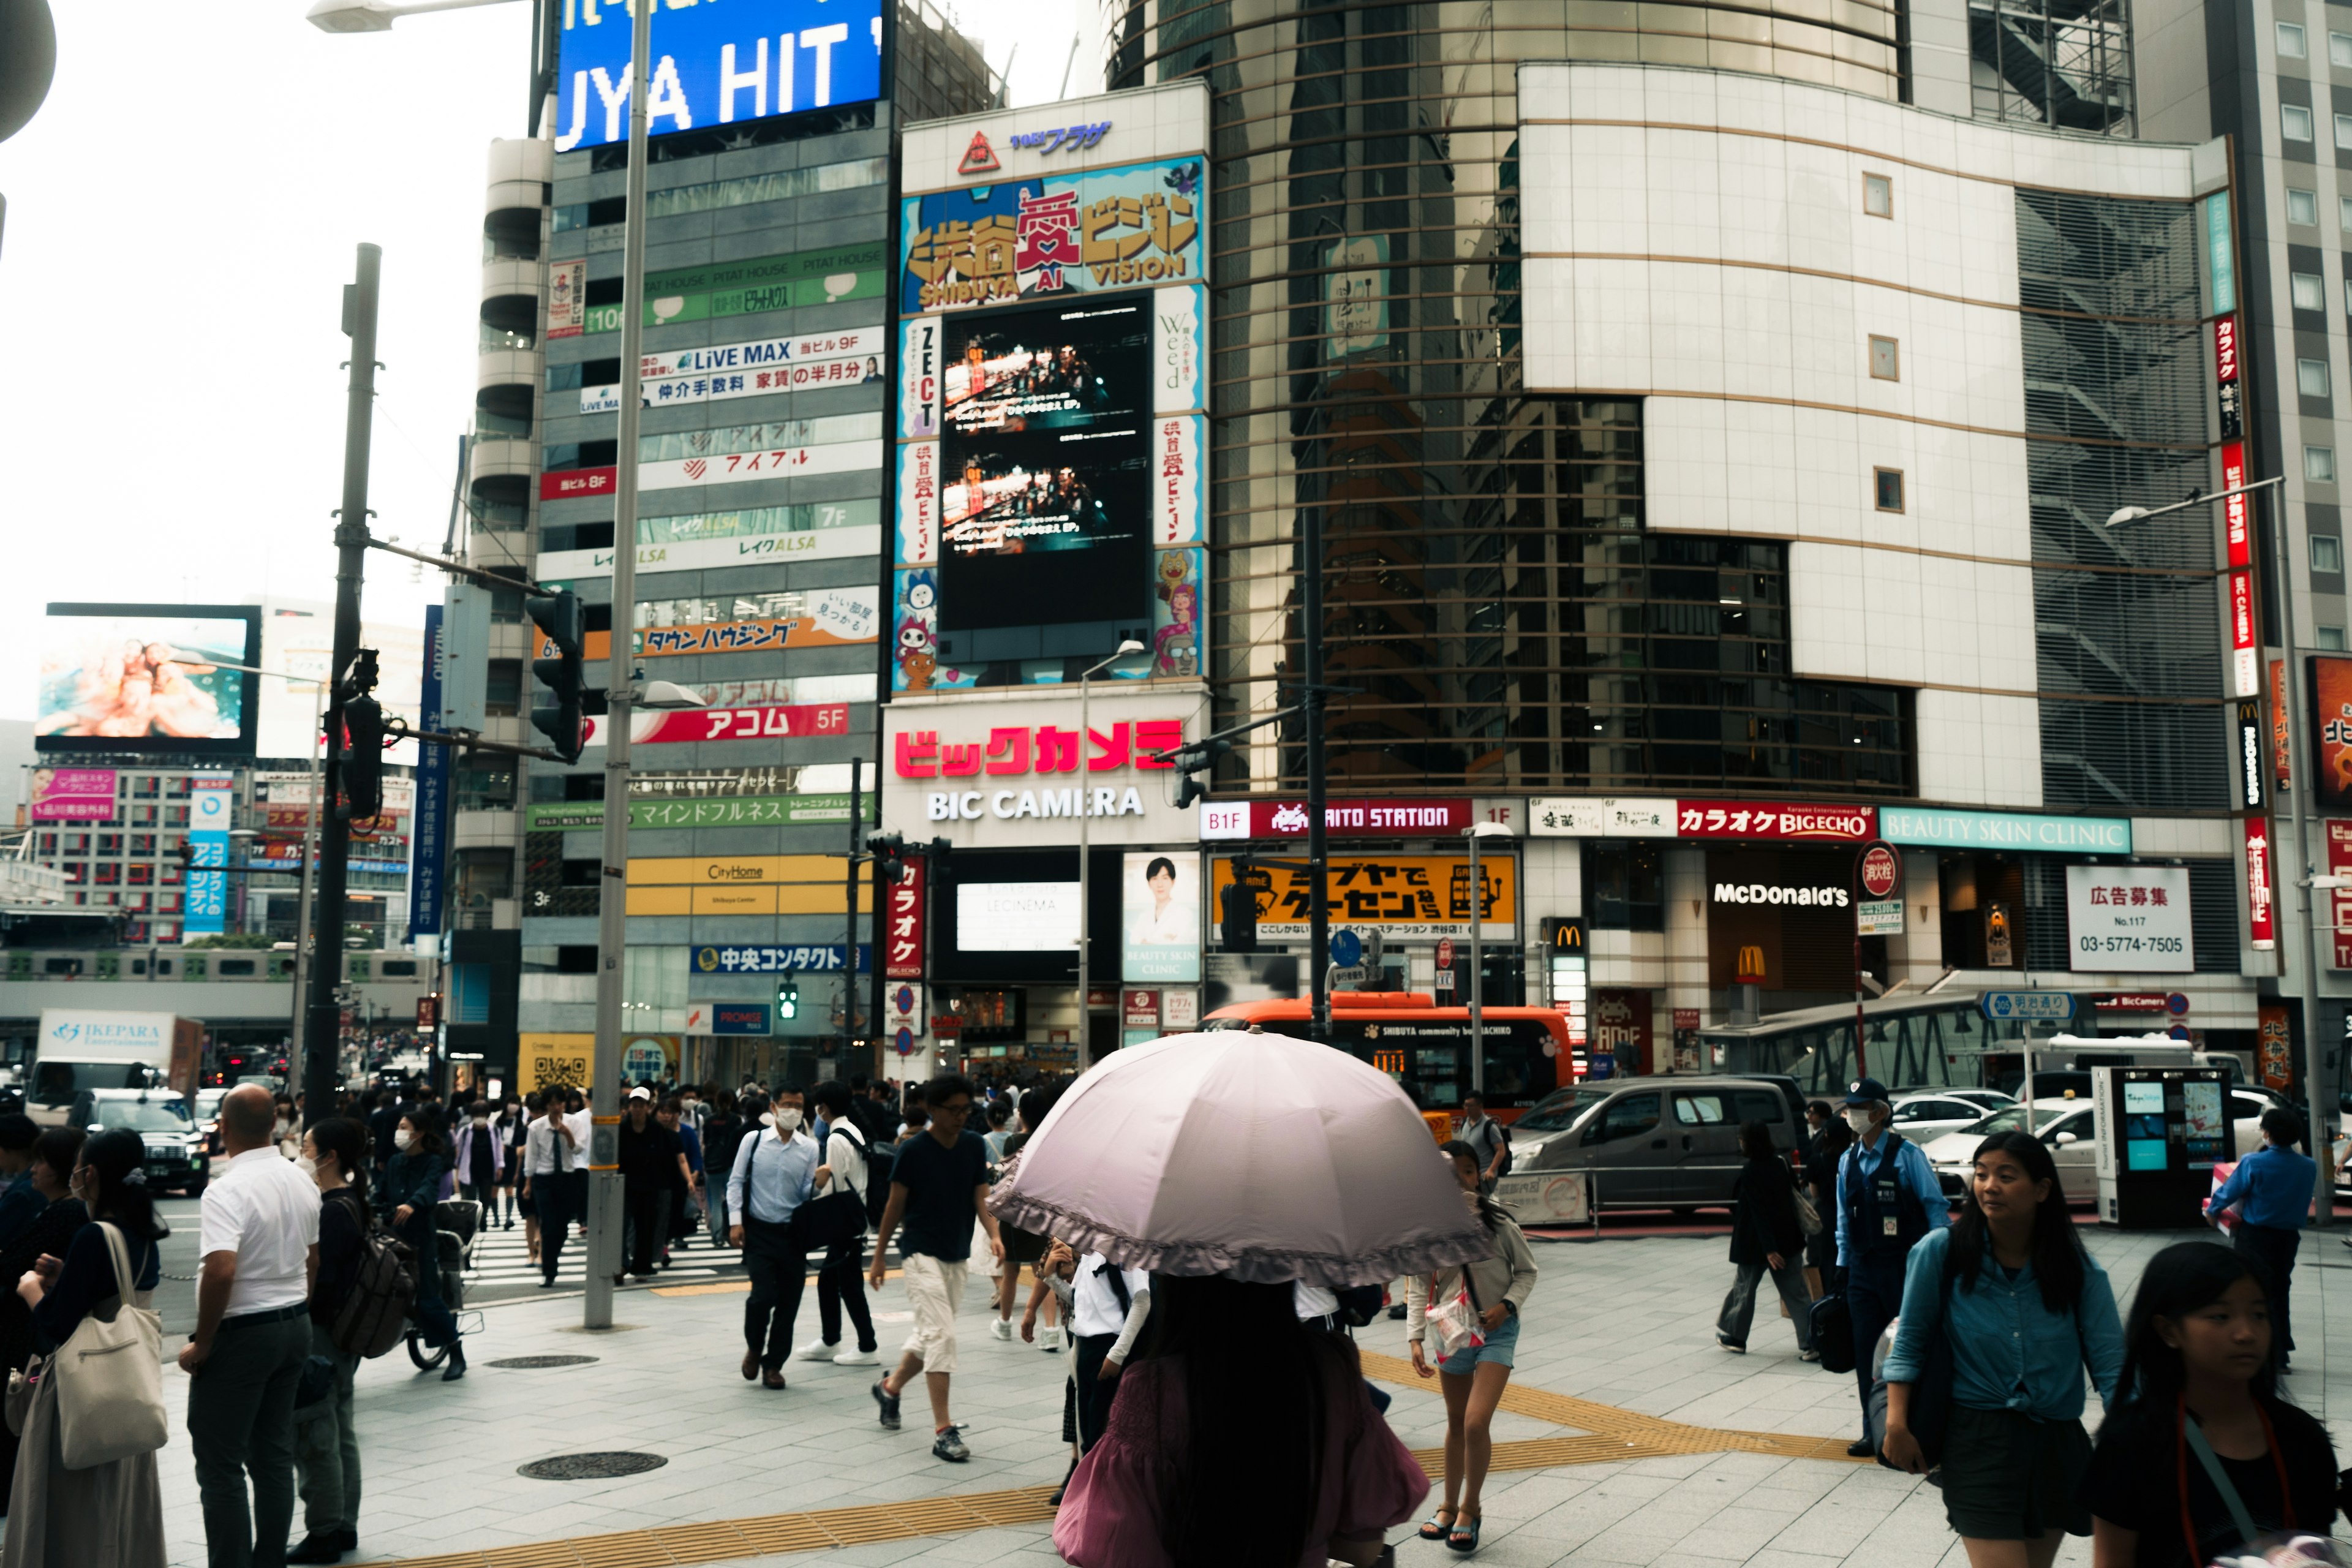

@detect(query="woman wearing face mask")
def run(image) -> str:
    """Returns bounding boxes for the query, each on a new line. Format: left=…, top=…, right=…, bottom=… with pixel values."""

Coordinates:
left=451, top=1101, right=503, bottom=1216
left=6, top=1128, right=168, bottom=1566
left=1407, top=1140, right=1540, bottom=1553
left=379, top=1114, right=465, bottom=1381
left=2080, top=1242, right=2339, bottom=1566
left=0, top=1129, right=83, bottom=1517
left=1881, top=1131, right=2124, bottom=1567
left=288, top=1118, right=370, bottom=1565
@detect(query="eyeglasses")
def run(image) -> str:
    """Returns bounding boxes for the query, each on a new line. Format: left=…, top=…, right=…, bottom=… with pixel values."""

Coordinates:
left=936, top=1101, right=973, bottom=1117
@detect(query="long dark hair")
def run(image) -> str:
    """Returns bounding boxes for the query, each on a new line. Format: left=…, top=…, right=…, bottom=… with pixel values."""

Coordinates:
left=1736, top=1119, right=1777, bottom=1162
left=78, top=1129, right=167, bottom=1242
left=1136, top=1275, right=1329, bottom=1568
left=308, top=1116, right=371, bottom=1205
left=1947, top=1129, right=2084, bottom=1311
left=1438, top=1140, right=1512, bottom=1232
left=2111, top=1241, right=2278, bottom=1411
left=398, top=1114, right=445, bottom=1160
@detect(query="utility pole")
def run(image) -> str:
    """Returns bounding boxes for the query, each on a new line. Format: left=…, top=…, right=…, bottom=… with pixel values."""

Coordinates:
left=1305, top=499, right=1330, bottom=1039
left=584, top=0, right=652, bottom=1329
left=303, top=243, right=379, bottom=1131
left=842, top=758, right=862, bottom=1061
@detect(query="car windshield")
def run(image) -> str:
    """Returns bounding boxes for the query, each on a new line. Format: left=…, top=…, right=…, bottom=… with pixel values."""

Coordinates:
left=1515, top=1087, right=1614, bottom=1133
left=89, top=1101, right=191, bottom=1133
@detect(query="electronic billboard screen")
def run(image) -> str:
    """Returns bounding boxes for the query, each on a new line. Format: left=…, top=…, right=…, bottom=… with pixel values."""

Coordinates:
left=938, top=297, right=1150, bottom=631
left=34, top=604, right=262, bottom=757
left=553, top=0, right=885, bottom=155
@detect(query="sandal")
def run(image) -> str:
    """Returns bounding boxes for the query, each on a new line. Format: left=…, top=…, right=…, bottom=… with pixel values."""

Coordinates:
left=1418, top=1508, right=1457, bottom=1541
left=1447, top=1511, right=1481, bottom=1553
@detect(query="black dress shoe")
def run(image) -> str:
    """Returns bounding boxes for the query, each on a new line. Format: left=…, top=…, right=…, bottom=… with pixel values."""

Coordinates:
left=442, top=1343, right=468, bottom=1382
left=333, top=1529, right=358, bottom=1551
left=285, top=1532, right=345, bottom=1564
left=1847, top=1438, right=1875, bottom=1457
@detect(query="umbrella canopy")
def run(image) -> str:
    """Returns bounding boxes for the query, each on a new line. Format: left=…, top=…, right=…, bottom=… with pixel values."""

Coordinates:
left=989, top=1030, right=1494, bottom=1287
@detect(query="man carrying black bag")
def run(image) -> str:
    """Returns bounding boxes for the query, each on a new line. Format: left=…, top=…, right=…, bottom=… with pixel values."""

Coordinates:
left=725, top=1093, right=821, bottom=1389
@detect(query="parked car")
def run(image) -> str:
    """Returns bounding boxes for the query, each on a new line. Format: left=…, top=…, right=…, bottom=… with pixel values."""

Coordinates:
left=1944, top=1088, right=2016, bottom=1113
left=1921, top=1089, right=2275, bottom=1205
left=70, top=1090, right=207, bottom=1196
left=1507, top=1075, right=1807, bottom=1210
left=1888, top=1093, right=1996, bottom=1144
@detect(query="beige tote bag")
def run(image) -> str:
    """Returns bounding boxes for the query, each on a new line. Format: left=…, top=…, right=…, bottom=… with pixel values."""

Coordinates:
left=53, top=1221, right=166, bottom=1469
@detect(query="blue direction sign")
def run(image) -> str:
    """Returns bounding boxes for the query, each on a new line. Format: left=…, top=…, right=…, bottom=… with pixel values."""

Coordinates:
left=1331, top=930, right=1363, bottom=968
left=1979, top=991, right=2076, bottom=1022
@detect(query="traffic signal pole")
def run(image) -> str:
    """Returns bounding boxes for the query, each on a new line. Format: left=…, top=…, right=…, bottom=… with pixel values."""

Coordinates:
left=842, top=758, right=862, bottom=1062
left=584, top=0, right=652, bottom=1332
left=303, top=242, right=380, bottom=1131
left=1305, top=499, right=1329, bottom=1039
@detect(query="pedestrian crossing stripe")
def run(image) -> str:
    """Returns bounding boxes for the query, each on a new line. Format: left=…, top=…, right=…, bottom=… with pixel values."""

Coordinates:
left=460, top=1216, right=750, bottom=1281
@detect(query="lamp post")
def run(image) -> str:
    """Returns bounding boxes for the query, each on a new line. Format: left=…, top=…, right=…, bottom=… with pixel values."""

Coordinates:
left=1076, top=641, right=1145, bottom=1068
left=1461, top=823, right=1512, bottom=1096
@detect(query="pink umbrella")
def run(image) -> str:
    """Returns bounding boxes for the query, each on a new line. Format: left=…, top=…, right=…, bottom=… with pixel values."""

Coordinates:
left=989, top=1031, right=1493, bottom=1287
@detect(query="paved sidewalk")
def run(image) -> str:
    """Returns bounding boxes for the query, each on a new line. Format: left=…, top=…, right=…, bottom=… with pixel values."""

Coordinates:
left=137, top=1224, right=2351, bottom=1568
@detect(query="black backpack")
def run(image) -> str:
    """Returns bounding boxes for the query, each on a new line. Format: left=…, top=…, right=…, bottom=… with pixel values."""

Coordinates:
left=836, top=1121, right=894, bottom=1227
left=331, top=1219, right=418, bottom=1360
left=1808, top=1291, right=1856, bottom=1374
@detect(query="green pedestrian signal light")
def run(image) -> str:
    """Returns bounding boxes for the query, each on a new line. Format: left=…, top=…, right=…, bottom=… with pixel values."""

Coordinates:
left=776, top=979, right=799, bottom=1020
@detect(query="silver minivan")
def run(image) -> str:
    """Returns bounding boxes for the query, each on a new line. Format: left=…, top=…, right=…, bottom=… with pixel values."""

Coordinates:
left=1507, top=1076, right=1806, bottom=1210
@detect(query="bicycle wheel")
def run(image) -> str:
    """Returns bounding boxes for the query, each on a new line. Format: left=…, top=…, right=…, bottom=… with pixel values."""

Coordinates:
left=406, top=1330, right=449, bottom=1371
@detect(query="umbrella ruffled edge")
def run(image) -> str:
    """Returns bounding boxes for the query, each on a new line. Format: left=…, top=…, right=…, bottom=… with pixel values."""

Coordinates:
left=987, top=1188, right=1498, bottom=1289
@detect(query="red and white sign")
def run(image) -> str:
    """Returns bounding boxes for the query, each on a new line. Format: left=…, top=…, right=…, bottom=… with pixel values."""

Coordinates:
left=1161, top=989, right=1199, bottom=1030
left=1156, top=417, right=1201, bottom=544
left=894, top=719, right=1182, bottom=778
left=542, top=467, right=616, bottom=500
left=581, top=703, right=849, bottom=747
left=548, top=259, right=586, bottom=339
left=1858, top=842, right=1902, bottom=899
left=1435, top=937, right=1455, bottom=970
left=2228, top=568, right=2258, bottom=697
left=2329, top=821, right=2352, bottom=971
left=1674, top=801, right=1876, bottom=842
left=2220, top=440, right=2252, bottom=569
left=2092, top=993, right=2170, bottom=1012
left=1123, top=989, right=1160, bottom=1028
left=2245, top=815, right=2277, bottom=950
left=1197, top=798, right=1475, bottom=840
left=958, top=130, right=1000, bottom=175
left=540, top=440, right=881, bottom=501
left=2214, top=315, right=2239, bottom=384
left=884, top=861, right=925, bottom=979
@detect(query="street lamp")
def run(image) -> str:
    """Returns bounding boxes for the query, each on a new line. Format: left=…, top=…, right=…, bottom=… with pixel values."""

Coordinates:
left=303, top=0, right=516, bottom=34
left=1076, top=641, right=1146, bottom=1068
left=1460, top=822, right=1512, bottom=1095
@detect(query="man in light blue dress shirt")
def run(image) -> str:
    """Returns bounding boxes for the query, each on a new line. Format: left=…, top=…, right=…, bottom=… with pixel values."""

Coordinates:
left=726, top=1093, right=821, bottom=1387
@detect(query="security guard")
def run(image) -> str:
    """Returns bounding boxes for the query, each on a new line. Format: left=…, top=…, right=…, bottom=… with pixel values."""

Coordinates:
left=1835, top=1076, right=1949, bottom=1454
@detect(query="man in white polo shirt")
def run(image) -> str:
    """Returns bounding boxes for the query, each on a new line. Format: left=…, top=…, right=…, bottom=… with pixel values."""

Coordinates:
left=182, top=1083, right=321, bottom=1568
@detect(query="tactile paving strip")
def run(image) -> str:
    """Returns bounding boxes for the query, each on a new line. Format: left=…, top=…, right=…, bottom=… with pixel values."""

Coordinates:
left=372, top=1354, right=1868, bottom=1567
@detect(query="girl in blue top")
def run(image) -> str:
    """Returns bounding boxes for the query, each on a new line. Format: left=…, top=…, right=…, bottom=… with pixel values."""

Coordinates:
left=1882, top=1129, right=2125, bottom=1567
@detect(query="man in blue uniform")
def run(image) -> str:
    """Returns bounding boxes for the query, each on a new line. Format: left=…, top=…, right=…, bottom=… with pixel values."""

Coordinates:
left=1834, top=1076, right=1948, bottom=1455
left=2206, top=1107, right=2316, bottom=1372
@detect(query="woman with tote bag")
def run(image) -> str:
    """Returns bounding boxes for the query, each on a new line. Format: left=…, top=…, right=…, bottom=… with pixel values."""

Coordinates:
left=4, top=1127, right=168, bottom=1567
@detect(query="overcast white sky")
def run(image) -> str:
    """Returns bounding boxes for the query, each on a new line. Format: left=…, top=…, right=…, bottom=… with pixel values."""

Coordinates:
left=0, top=0, right=1096, bottom=723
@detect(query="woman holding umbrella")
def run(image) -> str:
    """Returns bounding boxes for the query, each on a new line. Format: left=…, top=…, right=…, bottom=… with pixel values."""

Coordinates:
left=1407, top=1140, right=1541, bottom=1553
left=994, top=1031, right=1483, bottom=1567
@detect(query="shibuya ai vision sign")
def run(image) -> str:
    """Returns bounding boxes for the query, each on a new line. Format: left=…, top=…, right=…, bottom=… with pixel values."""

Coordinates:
left=555, top=0, right=885, bottom=154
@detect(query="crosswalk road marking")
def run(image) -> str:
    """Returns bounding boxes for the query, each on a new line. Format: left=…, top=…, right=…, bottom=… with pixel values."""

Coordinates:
left=458, top=1212, right=750, bottom=1287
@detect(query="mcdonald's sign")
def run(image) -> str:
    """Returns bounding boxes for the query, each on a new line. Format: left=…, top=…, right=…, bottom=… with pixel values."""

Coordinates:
left=1735, top=945, right=1767, bottom=984
left=1543, top=917, right=1586, bottom=952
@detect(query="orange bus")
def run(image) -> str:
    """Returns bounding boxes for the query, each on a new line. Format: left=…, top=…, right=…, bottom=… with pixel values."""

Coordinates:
left=1202, top=991, right=1579, bottom=1121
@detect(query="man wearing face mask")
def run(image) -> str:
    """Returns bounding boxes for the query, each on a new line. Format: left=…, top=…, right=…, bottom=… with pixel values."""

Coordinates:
left=616, top=1088, right=690, bottom=1282
left=1833, top=1077, right=1948, bottom=1455
left=726, top=1089, right=824, bottom=1388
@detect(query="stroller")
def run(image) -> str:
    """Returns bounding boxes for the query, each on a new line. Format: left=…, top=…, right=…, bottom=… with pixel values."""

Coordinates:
left=406, top=1197, right=483, bottom=1371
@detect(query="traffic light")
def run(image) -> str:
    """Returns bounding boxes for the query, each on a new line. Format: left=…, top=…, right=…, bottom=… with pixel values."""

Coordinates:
left=1171, top=738, right=1232, bottom=810
left=1219, top=876, right=1260, bottom=953
left=173, top=840, right=197, bottom=873
left=527, top=589, right=587, bottom=764
left=775, top=979, right=799, bottom=1020
left=341, top=647, right=385, bottom=821
left=866, top=832, right=910, bottom=883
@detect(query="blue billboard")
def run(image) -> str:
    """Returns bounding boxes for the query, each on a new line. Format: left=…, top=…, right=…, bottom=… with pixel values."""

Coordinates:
left=554, top=0, right=885, bottom=154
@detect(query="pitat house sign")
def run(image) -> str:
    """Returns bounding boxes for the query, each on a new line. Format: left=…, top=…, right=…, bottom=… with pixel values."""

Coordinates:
left=1880, top=807, right=2131, bottom=854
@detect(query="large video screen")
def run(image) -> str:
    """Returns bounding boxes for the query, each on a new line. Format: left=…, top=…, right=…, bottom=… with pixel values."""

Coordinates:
left=938, top=298, right=1151, bottom=631
left=34, top=605, right=260, bottom=757
left=956, top=882, right=1080, bottom=953
left=553, top=0, right=883, bottom=154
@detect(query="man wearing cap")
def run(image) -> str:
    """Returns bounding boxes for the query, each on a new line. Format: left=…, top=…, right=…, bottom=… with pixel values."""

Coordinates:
left=617, top=1087, right=690, bottom=1282
left=1834, top=1076, right=1947, bottom=1455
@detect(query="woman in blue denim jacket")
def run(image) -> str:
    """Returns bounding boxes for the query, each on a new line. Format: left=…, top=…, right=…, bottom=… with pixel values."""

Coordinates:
left=1882, top=1129, right=2125, bottom=1568
left=379, top=1114, right=466, bottom=1381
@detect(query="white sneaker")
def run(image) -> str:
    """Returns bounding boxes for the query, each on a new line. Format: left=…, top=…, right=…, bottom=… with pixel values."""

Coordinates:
left=832, top=1346, right=879, bottom=1366
left=989, top=1317, right=1014, bottom=1341
left=1039, top=1324, right=1063, bottom=1352
left=794, top=1342, right=839, bottom=1363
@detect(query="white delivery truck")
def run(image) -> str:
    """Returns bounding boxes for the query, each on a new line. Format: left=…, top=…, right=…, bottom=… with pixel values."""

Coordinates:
left=29, top=1010, right=202, bottom=1126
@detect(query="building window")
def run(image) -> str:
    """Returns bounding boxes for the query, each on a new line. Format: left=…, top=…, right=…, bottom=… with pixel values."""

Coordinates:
left=1874, top=467, right=1905, bottom=512
left=2321, top=626, right=2350, bottom=650
left=2315, top=535, right=2345, bottom=574
left=1863, top=172, right=1893, bottom=219
left=1868, top=336, right=1901, bottom=380
left=2285, top=104, right=2315, bottom=141
left=2310, top=445, right=2339, bottom=483
left=2301, top=357, right=2333, bottom=398
left=2281, top=20, right=2309, bottom=55
left=2290, top=189, right=2320, bottom=225
left=2294, top=271, right=2327, bottom=311
left=2336, top=113, right=2352, bottom=149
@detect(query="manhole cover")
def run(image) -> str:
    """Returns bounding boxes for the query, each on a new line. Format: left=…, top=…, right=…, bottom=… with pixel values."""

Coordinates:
left=518, top=1452, right=668, bottom=1481
left=486, top=1355, right=601, bottom=1370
